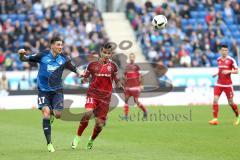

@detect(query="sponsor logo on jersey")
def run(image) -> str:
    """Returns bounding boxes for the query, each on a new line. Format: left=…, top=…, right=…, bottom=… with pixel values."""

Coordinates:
left=58, top=60, right=63, bottom=65
left=95, top=73, right=111, bottom=77
left=95, top=66, right=99, bottom=71
left=47, top=65, right=59, bottom=72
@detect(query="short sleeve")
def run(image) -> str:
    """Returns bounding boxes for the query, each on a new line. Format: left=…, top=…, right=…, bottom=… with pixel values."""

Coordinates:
left=83, top=62, right=92, bottom=78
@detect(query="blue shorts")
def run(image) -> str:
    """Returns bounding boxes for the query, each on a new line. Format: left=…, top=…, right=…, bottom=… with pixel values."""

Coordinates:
left=38, top=90, right=64, bottom=111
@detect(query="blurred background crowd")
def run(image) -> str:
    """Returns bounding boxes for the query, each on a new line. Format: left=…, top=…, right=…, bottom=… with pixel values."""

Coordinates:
left=126, top=0, right=240, bottom=67
left=1, top=0, right=240, bottom=91
left=0, top=0, right=108, bottom=71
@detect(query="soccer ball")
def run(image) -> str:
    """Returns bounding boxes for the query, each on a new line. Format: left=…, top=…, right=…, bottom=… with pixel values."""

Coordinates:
left=152, top=15, right=168, bottom=29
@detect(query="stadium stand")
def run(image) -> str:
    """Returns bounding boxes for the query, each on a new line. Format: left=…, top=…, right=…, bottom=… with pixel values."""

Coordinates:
left=0, top=0, right=108, bottom=71
left=126, top=0, right=240, bottom=67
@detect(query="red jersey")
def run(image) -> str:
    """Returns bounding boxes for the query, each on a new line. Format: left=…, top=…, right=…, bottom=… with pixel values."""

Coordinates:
left=124, top=63, right=141, bottom=88
left=216, top=56, right=237, bottom=87
left=84, top=60, right=118, bottom=100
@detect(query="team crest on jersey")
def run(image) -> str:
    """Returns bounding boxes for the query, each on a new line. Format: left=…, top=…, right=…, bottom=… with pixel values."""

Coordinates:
left=95, top=66, right=99, bottom=71
left=107, top=65, right=112, bottom=72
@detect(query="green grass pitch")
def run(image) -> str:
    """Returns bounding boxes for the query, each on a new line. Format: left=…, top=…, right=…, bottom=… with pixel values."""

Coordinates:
left=0, top=106, right=240, bottom=160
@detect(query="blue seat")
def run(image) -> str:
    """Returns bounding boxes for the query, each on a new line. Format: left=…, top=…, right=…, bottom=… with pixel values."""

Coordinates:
left=197, top=18, right=205, bottom=25
left=188, top=19, right=196, bottom=25
left=220, top=23, right=227, bottom=30
left=203, top=24, right=208, bottom=31
left=225, top=18, right=234, bottom=25
left=36, top=14, right=44, bottom=20
left=228, top=52, right=234, bottom=57
left=0, top=14, right=8, bottom=21
left=229, top=25, right=238, bottom=32
left=198, top=11, right=207, bottom=18
left=19, top=20, right=25, bottom=27
left=9, top=14, right=17, bottom=21
left=181, top=18, right=188, bottom=26
left=190, top=11, right=198, bottom=18
left=214, top=4, right=222, bottom=12
left=206, top=52, right=215, bottom=59
left=222, top=29, right=229, bottom=35
left=233, top=32, right=240, bottom=39
left=182, top=25, right=188, bottom=32
left=236, top=38, right=240, bottom=45
left=212, top=60, right=218, bottom=67
left=198, top=4, right=204, bottom=11
left=17, top=14, right=26, bottom=21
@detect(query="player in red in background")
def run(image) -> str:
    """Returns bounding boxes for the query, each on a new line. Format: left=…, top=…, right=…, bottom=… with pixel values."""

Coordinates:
left=123, top=53, right=147, bottom=120
left=71, top=43, right=123, bottom=150
left=209, top=44, right=240, bottom=125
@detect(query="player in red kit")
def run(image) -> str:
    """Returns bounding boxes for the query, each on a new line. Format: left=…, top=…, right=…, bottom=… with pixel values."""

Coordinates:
left=71, top=43, right=123, bottom=149
left=209, top=44, right=240, bottom=125
left=123, top=53, right=147, bottom=120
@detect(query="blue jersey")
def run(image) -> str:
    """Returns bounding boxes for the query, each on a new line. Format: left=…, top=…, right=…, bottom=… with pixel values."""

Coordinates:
left=26, top=50, right=77, bottom=91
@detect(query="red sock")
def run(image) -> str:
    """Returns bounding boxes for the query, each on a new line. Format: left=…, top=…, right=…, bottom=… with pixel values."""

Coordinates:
left=77, top=116, right=90, bottom=136
left=138, top=103, right=147, bottom=113
left=91, top=124, right=103, bottom=140
left=213, top=103, right=219, bottom=118
left=231, top=104, right=239, bottom=117
left=124, top=104, right=129, bottom=117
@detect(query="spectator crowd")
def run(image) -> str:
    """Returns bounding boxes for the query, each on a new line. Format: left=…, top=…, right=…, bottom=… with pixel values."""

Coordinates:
left=0, top=0, right=108, bottom=71
left=126, top=0, right=240, bottom=67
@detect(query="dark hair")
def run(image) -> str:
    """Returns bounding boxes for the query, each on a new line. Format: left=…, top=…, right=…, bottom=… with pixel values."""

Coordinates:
left=50, top=37, right=62, bottom=44
left=220, top=44, right=228, bottom=49
left=101, top=42, right=116, bottom=51
left=103, top=43, right=112, bottom=49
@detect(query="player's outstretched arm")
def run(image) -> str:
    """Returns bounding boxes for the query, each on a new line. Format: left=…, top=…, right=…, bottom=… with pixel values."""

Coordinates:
left=64, top=57, right=86, bottom=77
left=18, top=49, right=42, bottom=63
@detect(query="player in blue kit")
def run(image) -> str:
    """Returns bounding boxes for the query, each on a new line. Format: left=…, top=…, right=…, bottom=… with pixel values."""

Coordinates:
left=18, top=37, right=82, bottom=152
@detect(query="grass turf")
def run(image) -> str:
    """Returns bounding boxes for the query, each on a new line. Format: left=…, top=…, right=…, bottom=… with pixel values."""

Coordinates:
left=0, top=106, right=240, bottom=160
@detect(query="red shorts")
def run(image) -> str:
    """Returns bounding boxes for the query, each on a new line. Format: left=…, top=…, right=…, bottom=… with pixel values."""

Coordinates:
left=214, top=86, right=234, bottom=99
left=124, top=86, right=141, bottom=98
left=85, top=96, right=110, bottom=121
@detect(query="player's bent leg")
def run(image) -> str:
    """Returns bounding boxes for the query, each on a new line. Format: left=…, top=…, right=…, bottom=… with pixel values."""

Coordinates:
left=124, top=95, right=130, bottom=120
left=134, top=97, right=147, bottom=119
left=227, top=98, right=240, bottom=126
left=52, top=92, right=64, bottom=120
left=50, top=110, right=54, bottom=124
left=72, top=109, right=93, bottom=149
left=209, top=95, right=220, bottom=125
left=87, top=118, right=105, bottom=150
left=42, top=106, right=51, bottom=119
left=42, top=106, right=55, bottom=152
left=53, top=110, right=62, bottom=119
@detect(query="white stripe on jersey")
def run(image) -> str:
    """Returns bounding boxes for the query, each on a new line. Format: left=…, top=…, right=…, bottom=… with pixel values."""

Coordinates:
left=215, top=83, right=233, bottom=87
left=227, top=56, right=238, bottom=69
